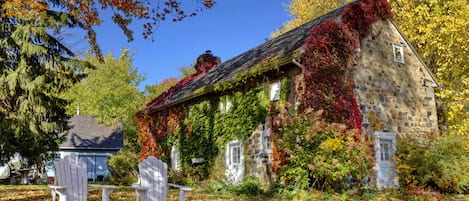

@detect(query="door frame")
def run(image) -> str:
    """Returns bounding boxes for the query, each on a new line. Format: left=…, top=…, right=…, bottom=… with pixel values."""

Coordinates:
left=373, top=131, right=399, bottom=189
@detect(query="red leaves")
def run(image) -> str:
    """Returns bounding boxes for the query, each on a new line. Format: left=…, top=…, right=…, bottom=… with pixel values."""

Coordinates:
left=342, top=0, right=393, bottom=38
left=299, top=0, right=392, bottom=131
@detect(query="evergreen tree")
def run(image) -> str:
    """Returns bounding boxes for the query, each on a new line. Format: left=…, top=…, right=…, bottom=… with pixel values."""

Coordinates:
left=0, top=0, right=89, bottom=167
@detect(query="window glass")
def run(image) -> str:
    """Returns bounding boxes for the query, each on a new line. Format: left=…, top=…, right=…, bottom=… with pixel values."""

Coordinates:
left=270, top=81, right=281, bottom=101
left=392, top=44, right=405, bottom=63
left=231, top=146, right=241, bottom=164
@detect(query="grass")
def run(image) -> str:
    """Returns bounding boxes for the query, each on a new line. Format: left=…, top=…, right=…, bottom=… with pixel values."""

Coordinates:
left=0, top=184, right=468, bottom=201
left=0, top=184, right=279, bottom=201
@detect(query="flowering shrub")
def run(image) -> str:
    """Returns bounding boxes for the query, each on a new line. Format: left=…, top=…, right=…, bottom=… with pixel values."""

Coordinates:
left=273, top=107, right=373, bottom=191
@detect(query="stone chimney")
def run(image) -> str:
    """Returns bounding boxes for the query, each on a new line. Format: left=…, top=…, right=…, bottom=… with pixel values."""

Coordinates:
left=194, top=50, right=221, bottom=73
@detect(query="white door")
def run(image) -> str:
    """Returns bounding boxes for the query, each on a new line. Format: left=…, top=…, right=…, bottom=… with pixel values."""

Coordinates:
left=225, top=140, right=244, bottom=184
left=374, top=132, right=398, bottom=189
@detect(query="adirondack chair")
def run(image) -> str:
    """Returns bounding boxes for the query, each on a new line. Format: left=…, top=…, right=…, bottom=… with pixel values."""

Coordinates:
left=48, top=154, right=117, bottom=201
left=132, top=156, right=191, bottom=201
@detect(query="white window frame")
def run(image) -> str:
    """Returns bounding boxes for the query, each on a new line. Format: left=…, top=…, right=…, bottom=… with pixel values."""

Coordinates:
left=392, top=44, right=405, bottom=64
left=374, top=131, right=399, bottom=189
left=225, top=140, right=244, bottom=184
left=226, top=140, right=243, bottom=166
left=270, top=81, right=281, bottom=101
left=171, top=145, right=181, bottom=172
left=219, top=99, right=232, bottom=114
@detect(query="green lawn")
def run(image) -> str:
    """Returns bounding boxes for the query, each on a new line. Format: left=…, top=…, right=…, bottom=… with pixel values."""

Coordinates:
left=0, top=184, right=468, bottom=201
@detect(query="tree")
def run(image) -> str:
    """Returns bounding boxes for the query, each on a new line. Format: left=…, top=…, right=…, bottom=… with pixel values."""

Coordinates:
left=0, top=0, right=89, bottom=166
left=143, top=65, right=195, bottom=104
left=388, top=0, right=468, bottom=135
left=144, top=77, right=179, bottom=104
left=64, top=50, right=144, bottom=152
left=2, top=0, right=215, bottom=59
left=271, top=0, right=352, bottom=38
left=273, top=0, right=468, bottom=135
left=0, top=0, right=214, bottom=166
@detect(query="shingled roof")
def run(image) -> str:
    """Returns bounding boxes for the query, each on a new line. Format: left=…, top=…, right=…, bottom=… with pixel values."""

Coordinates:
left=143, top=4, right=347, bottom=114
left=59, top=115, right=123, bottom=150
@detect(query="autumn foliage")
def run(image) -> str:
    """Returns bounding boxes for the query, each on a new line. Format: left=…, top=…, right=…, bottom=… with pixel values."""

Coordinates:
left=300, top=0, right=391, bottom=131
left=1, top=0, right=215, bottom=59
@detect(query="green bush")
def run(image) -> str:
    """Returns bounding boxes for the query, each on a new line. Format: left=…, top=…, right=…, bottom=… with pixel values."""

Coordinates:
left=233, top=176, right=263, bottom=196
left=396, top=135, right=469, bottom=193
left=107, top=150, right=139, bottom=185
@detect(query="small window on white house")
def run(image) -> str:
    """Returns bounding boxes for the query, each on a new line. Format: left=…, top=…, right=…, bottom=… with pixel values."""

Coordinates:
left=219, top=99, right=232, bottom=114
left=270, top=81, right=281, bottom=101
left=392, top=44, right=404, bottom=63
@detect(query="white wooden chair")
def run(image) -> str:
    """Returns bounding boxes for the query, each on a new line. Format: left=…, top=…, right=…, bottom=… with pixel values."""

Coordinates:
left=48, top=154, right=117, bottom=201
left=132, top=156, right=191, bottom=201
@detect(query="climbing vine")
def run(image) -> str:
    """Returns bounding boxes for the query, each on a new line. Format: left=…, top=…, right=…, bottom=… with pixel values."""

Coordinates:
left=299, top=0, right=391, bottom=130
left=158, top=85, right=276, bottom=181
left=136, top=0, right=394, bottom=187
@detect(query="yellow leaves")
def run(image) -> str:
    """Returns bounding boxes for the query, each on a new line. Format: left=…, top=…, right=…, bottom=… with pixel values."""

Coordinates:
left=1, top=0, right=48, bottom=21
left=271, top=0, right=352, bottom=38
left=390, top=0, right=468, bottom=136
left=319, top=138, right=344, bottom=152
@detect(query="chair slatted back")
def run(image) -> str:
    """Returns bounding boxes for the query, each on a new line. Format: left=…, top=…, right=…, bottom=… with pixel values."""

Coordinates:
left=55, top=154, right=88, bottom=201
left=139, top=156, right=168, bottom=201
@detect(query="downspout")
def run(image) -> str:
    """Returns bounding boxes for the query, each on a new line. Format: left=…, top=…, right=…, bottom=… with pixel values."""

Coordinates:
left=292, top=58, right=304, bottom=69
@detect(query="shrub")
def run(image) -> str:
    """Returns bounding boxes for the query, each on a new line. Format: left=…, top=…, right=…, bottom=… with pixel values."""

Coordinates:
left=233, top=176, right=263, bottom=196
left=396, top=135, right=469, bottom=193
left=274, top=109, right=373, bottom=192
left=107, top=150, right=139, bottom=185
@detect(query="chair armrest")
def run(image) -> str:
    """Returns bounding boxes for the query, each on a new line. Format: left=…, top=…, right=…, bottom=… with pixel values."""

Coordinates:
left=48, top=185, right=68, bottom=201
left=48, top=185, right=67, bottom=190
left=168, top=183, right=192, bottom=191
left=132, top=183, right=149, bottom=201
left=132, top=183, right=149, bottom=191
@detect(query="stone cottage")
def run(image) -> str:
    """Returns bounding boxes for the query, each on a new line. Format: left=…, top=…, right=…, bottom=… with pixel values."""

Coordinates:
left=136, top=0, right=438, bottom=189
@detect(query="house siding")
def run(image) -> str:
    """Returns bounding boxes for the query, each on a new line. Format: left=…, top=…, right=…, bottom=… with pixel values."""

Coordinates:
left=354, top=19, right=439, bottom=138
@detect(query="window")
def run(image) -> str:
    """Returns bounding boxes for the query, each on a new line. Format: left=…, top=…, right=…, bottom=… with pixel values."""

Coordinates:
left=227, top=140, right=242, bottom=165
left=231, top=146, right=241, bottom=165
left=225, top=140, right=244, bottom=184
left=219, top=99, right=232, bottom=114
left=379, top=139, right=392, bottom=161
left=392, top=44, right=404, bottom=63
left=270, top=81, right=281, bottom=101
left=171, top=145, right=181, bottom=171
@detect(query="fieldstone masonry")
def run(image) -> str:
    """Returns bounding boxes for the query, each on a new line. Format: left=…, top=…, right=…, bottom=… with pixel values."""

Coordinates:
left=354, top=19, right=439, bottom=138
left=245, top=124, right=273, bottom=184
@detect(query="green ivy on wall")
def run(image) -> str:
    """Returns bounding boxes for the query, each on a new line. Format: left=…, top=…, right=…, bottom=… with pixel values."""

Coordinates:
left=164, top=76, right=290, bottom=181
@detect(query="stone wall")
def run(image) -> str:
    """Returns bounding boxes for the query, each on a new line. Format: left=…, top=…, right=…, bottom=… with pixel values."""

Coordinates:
left=354, top=19, right=439, bottom=138
left=245, top=124, right=273, bottom=184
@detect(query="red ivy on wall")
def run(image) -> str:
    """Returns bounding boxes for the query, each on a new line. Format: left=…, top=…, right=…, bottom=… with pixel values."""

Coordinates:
left=146, top=52, right=220, bottom=111
left=138, top=0, right=392, bottom=166
left=299, top=0, right=391, bottom=131
left=272, top=0, right=392, bottom=172
left=136, top=106, right=186, bottom=160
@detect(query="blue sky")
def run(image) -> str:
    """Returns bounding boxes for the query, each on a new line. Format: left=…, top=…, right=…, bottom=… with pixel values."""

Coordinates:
left=93, top=1, right=291, bottom=90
